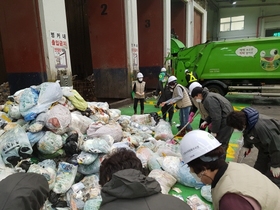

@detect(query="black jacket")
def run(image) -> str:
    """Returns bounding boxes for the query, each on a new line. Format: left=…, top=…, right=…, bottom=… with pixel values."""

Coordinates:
left=155, top=80, right=173, bottom=104
left=100, top=169, right=192, bottom=210
left=243, top=107, right=280, bottom=167
left=0, top=173, right=49, bottom=210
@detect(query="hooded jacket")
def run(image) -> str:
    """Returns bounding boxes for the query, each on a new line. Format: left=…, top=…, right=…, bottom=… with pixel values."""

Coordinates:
left=100, top=169, right=191, bottom=210
left=242, top=107, right=280, bottom=168
left=0, top=172, right=49, bottom=210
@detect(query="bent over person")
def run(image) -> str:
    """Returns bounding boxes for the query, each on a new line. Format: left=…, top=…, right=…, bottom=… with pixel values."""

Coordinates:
left=99, top=148, right=192, bottom=210
left=227, top=107, right=280, bottom=188
left=191, top=87, right=234, bottom=152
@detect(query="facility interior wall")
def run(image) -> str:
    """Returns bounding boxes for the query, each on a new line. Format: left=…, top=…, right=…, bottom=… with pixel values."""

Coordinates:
left=218, top=6, right=280, bottom=40
left=206, top=6, right=219, bottom=41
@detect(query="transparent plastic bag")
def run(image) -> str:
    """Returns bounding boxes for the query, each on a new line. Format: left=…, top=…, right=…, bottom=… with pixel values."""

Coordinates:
left=53, top=162, right=78, bottom=194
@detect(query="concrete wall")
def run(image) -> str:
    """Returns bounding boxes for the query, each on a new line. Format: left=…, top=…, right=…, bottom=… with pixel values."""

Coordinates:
left=206, top=4, right=219, bottom=41
left=218, top=6, right=280, bottom=40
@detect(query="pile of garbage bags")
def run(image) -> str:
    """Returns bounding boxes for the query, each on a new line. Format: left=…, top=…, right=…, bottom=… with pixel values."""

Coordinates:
left=0, top=81, right=211, bottom=210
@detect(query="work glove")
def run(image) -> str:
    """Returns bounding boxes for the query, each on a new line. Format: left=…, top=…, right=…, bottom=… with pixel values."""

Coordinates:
left=240, top=147, right=251, bottom=157
left=270, top=167, right=280, bottom=178
left=211, top=132, right=217, bottom=137
left=188, top=112, right=195, bottom=123
left=200, top=121, right=208, bottom=129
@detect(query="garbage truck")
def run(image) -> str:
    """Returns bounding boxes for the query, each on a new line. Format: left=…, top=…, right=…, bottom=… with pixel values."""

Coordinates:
left=169, top=37, right=280, bottom=96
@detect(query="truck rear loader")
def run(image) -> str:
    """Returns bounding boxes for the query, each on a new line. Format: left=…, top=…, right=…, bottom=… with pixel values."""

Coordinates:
left=170, top=37, right=280, bottom=96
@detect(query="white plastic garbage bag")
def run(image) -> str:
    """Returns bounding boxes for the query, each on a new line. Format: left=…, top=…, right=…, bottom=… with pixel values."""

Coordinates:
left=53, top=162, right=78, bottom=194
left=87, top=122, right=123, bottom=143
left=148, top=169, right=177, bottom=194
left=0, top=125, right=33, bottom=167
left=37, top=131, right=63, bottom=154
left=154, top=119, right=173, bottom=141
left=45, top=104, right=71, bottom=134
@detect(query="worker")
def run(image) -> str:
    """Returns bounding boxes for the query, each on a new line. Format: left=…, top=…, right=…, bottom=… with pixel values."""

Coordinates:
left=191, top=87, right=234, bottom=152
left=185, top=69, right=198, bottom=87
left=99, top=148, right=192, bottom=210
left=180, top=130, right=280, bottom=210
left=154, top=67, right=168, bottom=108
left=160, top=76, right=192, bottom=137
left=226, top=107, right=280, bottom=188
left=132, top=72, right=146, bottom=114
left=188, top=82, right=211, bottom=133
left=154, top=69, right=174, bottom=124
left=0, top=172, right=50, bottom=210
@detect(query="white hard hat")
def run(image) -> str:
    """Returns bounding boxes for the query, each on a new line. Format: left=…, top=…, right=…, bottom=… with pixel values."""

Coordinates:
left=180, top=130, right=221, bottom=164
left=168, top=76, right=177, bottom=84
left=161, top=67, right=166, bottom=72
left=137, top=72, right=143, bottom=78
left=189, top=82, right=202, bottom=95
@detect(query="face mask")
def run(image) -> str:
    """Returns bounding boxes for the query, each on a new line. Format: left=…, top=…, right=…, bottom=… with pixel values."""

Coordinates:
left=195, top=99, right=202, bottom=103
left=190, top=172, right=202, bottom=183
left=138, top=78, right=143, bottom=82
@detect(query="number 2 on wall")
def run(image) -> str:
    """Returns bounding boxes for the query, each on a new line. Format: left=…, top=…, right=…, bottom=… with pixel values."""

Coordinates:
left=101, top=4, right=108, bottom=15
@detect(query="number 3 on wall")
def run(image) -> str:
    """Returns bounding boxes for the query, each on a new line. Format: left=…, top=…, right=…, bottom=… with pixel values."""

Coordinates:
left=145, top=20, right=150, bottom=28
left=101, top=4, right=108, bottom=15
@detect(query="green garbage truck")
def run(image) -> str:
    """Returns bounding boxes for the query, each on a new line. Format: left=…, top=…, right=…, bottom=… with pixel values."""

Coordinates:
left=169, top=37, right=280, bottom=96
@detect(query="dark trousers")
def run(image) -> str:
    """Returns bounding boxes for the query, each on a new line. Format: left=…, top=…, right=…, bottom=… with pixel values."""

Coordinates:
left=134, top=98, right=144, bottom=114
left=161, top=105, right=174, bottom=123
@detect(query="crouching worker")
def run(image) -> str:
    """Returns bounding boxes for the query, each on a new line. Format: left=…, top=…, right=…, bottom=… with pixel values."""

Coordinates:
left=99, top=148, right=192, bottom=210
left=180, top=130, right=280, bottom=210
left=0, top=172, right=49, bottom=210
left=226, top=107, right=280, bottom=188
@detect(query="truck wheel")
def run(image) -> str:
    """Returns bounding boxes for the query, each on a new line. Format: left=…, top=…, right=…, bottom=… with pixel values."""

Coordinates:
left=207, top=84, right=226, bottom=96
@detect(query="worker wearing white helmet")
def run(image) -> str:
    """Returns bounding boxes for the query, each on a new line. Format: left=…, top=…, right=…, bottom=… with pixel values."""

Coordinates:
left=180, top=130, right=280, bottom=210
left=137, top=72, right=143, bottom=79
left=132, top=72, right=146, bottom=114
left=188, top=82, right=210, bottom=133
left=160, top=75, right=192, bottom=137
